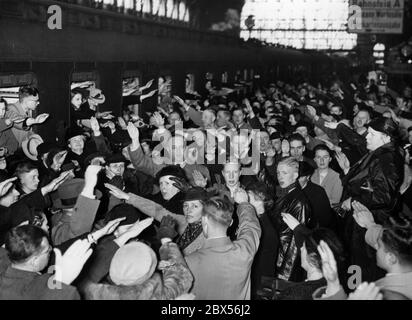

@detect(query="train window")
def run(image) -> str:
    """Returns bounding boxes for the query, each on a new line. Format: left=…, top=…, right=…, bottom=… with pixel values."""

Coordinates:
left=0, top=87, right=20, bottom=105
left=71, top=80, right=97, bottom=90
left=70, top=71, right=101, bottom=116
left=235, top=70, right=242, bottom=83
left=221, top=72, right=228, bottom=84
left=122, top=70, right=143, bottom=116
left=70, top=80, right=99, bottom=114
left=0, top=73, right=38, bottom=105
left=243, top=69, right=248, bottom=81
left=205, top=72, right=214, bottom=92
left=122, top=77, right=141, bottom=97
left=71, top=71, right=99, bottom=86
left=70, top=79, right=99, bottom=105
left=122, top=76, right=141, bottom=117
left=185, top=74, right=195, bottom=93
left=158, top=75, right=172, bottom=103
left=122, top=69, right=142, bottom=96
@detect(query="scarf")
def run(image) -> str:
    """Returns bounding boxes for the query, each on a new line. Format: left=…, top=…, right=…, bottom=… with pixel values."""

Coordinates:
left=176, top=221, right=203, bottom=250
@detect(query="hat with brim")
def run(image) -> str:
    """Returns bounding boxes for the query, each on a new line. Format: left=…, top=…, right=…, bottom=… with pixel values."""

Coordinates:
left=182, top=187, right=209, bottom=202
left=37, top=141, right=58, bottom=158
left=9, top=204, right=42, bottom=229
left=88, top=87, right=106, bottom=104
left=155, top=165, right=187, bottom=184
left=84, top=151, right=106, bottom=167
left=66, top=127, right=86, bottom=142
left=108, top=130, right=132, bottom=149
left=22, top=134, right=44, bottom=161
left=51, top=178, right=102, bottom=209
left=105, top=203, right=143, bottom=226
left=295, top=121, right=312, bottom=130
left=368, top=117, right=398, bottom=138
left=105, top=153, right=128, bottom=165
left=269, top=132, right=281, bottom=140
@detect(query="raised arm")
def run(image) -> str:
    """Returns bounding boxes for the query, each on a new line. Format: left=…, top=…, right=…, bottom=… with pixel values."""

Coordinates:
left=51, top=166, right=102, bottom=245
left=335, top=123, right=367, bottom=156
left=90, top=116, right=111, bottom=155
left=174, top=95, right=203, bottom=127
left=6, top=106, right=49, bottom=131
left=352, top=201, right=382, bottom=250
left=281, top=213, right=311, bottom=249
left=105, top=183, right=187, bottom=234
left=126, top=122, right=164, bottom=177
left=233, top=189, right=261, bottom=258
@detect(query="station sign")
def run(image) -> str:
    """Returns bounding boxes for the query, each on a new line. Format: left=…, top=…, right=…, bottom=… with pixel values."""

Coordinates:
left=348, top=0, right=404, bottom=34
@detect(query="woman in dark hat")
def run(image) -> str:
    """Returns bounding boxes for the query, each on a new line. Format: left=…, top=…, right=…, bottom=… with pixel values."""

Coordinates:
left=148, top=165, right=188, bottom=216
left=63, top=126, right=88, bottom=178
left=338, top=116, right=404, bottom=282
left=94, top=152, right=154, bottom=220
left=176, top=187, right=208, bottom=255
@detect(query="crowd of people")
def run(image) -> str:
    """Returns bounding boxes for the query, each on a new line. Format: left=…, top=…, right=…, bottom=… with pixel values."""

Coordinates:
left=0, top=73, right=412, bottom=300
